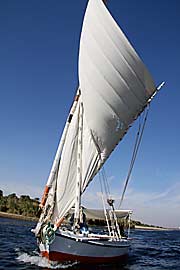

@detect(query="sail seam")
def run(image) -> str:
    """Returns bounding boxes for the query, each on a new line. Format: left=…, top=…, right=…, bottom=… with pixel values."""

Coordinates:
left=88, top=3, right=148, bottom=99
left=83, top=37, right=132, bottom=113
left=81, top=47, right=132, bottom=125
left=82, top=66, right=128, bottom=128
left=86, top=23, right=145, bottom=106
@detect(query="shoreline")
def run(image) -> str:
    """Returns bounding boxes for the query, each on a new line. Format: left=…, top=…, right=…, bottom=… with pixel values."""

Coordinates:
left=0, top=211, right=38, bottom=222
left=0, top=212, right=177, bottom=231
left=135, top=225, right=168, bottom=231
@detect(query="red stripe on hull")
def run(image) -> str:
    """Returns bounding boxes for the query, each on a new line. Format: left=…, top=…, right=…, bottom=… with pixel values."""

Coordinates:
left=41, top=251, right=128, bottom=264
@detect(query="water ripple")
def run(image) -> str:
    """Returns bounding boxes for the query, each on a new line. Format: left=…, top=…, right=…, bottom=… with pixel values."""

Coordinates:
left=0, top=217, right=180, bottom=270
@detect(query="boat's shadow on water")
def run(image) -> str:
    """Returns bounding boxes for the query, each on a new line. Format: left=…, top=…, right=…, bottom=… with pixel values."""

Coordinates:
left=72, top=261, right=129, bottom=270
left=69, top=254, right=137, bottom=270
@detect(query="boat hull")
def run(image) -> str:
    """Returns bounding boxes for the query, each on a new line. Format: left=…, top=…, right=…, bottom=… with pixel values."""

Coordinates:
left=40, top=232, right=130, bottom=264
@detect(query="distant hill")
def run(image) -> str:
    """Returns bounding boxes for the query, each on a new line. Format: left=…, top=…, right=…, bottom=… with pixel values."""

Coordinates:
left=0, top=190, right=39, bottom=218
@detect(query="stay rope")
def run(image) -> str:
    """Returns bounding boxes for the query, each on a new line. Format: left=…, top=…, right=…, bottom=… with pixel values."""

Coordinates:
left=119, top=105, right=150, bottom=209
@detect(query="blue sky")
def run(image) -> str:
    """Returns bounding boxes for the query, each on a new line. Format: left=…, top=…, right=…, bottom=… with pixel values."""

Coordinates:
left=0, top=0, right=179, bottom=228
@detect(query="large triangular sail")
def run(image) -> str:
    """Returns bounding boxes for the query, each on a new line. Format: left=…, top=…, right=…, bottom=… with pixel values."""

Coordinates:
left=79, top=0, right=156, bottom=163
left=37, top=0, right=157, bottom=228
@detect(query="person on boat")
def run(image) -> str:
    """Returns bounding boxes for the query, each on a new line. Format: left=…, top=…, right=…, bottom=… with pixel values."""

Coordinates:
left=69, top=208, right=88, bottom=234
left=79, top=207, right=88, bottom=234
left=69, top=212, right=75, bottom=227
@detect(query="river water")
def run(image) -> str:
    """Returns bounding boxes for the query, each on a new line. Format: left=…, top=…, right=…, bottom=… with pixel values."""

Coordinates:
left=0, top=217, right=180, bottom=269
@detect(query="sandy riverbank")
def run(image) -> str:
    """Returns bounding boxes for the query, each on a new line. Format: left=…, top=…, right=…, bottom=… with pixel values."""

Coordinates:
left=135, top=225, right=168, bottom=231
left=0, top=211, right=38, bottom=222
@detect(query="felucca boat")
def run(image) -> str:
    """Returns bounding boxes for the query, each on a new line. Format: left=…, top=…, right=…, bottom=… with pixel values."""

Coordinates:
left=32, top=0, right=164, bottom=264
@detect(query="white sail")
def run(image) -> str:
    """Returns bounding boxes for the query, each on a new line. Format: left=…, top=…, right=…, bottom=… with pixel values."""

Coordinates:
left=44, top=0, right=156, bottom=224
left=79, top=0, right=156, bottom=162
left=51, top=97, right=100, bottom=223
left=51, top=99, right=80, bottom=222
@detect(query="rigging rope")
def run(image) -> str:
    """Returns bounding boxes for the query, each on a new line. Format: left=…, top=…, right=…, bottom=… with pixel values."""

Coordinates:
left=119, top=105, right=150, bottom=209
left=102, top=167, right=111, bottom=197
left=99, top=170, right=104, bottom=196
left=99, top=171, right=121, bottom=238
left=98, top=172, right=111, bottom=235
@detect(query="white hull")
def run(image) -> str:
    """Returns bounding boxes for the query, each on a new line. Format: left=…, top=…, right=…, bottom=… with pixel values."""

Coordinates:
left=40, top=230, right=130, bottom=264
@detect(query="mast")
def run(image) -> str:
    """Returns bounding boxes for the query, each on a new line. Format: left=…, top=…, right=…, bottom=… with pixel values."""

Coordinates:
left=74, top=100, right=83, bottom=225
